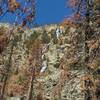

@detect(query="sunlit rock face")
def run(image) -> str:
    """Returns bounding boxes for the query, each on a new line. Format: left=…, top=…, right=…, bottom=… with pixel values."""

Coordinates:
left=0, top=23, right=85, bottom=100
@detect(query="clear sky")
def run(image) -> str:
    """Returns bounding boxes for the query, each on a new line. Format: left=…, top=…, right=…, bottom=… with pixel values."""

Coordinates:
left=35, top=0, right=72, bottom=25
left=0, top=0, right=72, bottom=25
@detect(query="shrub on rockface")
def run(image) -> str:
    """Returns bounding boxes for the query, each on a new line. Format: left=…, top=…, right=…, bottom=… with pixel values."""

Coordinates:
left=24, top=31, right=41, bottom=54
left=42, top=30, right=50, bottom=44
left=0, top=26, right=7, bottom=35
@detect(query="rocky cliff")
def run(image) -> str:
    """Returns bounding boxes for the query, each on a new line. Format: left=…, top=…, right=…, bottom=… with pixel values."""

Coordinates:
left=0, top=23, right=99, bottom=100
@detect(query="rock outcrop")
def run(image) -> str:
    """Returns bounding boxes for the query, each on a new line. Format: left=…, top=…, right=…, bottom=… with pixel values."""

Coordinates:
left=0, top=23, right=99, bottom=100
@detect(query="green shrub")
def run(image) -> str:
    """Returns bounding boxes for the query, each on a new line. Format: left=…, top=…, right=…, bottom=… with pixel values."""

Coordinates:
left=42, top=30, right=50, bottom=44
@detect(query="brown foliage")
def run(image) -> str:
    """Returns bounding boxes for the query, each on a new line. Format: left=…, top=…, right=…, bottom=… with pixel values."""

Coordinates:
left=0, top=35, right=8, bottom=53
left=7, top=70, right=30, bottom=96
left=51, top=69, right=70, bottom=100
left=61, top=19, right=77, bottom=28
left=30, top=39, right=42, bottom=63
left=0, top=0, right=35, bottom=28
left=8, top=0, right=20, bottom=12
left=69, top=0, right=78, bottom=7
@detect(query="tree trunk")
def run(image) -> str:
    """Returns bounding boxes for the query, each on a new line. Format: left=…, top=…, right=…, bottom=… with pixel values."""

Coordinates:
left=27, top=67, right=35, bottom=100
left=84, top=1, right=96, bottom=100
left=1, top=38, right=14, bottom=99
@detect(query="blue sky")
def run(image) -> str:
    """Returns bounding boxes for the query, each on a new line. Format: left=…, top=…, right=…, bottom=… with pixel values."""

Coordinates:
left=0, top=0, right=72, bottom=25
left=35, top=0, right=72, bottom=25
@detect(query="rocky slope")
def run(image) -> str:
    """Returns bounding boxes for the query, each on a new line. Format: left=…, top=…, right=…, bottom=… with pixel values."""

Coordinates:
left=0, top=23, right=99, bottom=100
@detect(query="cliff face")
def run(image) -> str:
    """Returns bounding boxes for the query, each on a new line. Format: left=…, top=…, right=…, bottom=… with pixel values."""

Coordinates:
left=0, top=23, right=99, bottom=100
